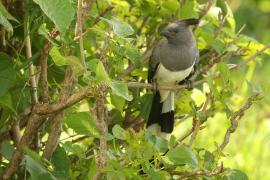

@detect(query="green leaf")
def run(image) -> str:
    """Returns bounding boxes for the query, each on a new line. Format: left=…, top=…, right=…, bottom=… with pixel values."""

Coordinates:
left=0, top=53, right=17, bottom=96
left=0, top=2, right=19, bottom=23
left=223, top=169, right=248, bottom=180
left=165, top=145, right=198, bottom=168
left=112, top=124, right=129, bottom=140
left=140, top=93, right=153, bottom=120
left=110, top=93, right=125, bottom=112
left=0, top=141, right=14, bottom=160
left=161, top=0, right=179, bottom=12
left=180, top=0, right=199, bottom=19
left=96, top=61, right=110, bottom=82
left=25, top=155, right=57, bottom=180
left=33, top=0, right=75, bottom=33
left=225, top=2, right=236, bottom=32
left=51, top=146, right=70, bottom=180
left=111, top=81, right=132, bottom=101
left=49, top=47, right=68, bottom=66
left=125, top=44, right=141, bottom=68
left=0, top=13, right=12, bottom=34
left=0, top=93, right=16, bottom=114
left=101, top=17, right=134, bottom=37
left=64, top=112, right=99, bottom=137
left=66, top=56, right=86, bottom=76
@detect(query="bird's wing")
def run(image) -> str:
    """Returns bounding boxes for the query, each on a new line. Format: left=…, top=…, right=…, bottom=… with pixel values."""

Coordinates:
left=148, top=39, right=166, bottom=83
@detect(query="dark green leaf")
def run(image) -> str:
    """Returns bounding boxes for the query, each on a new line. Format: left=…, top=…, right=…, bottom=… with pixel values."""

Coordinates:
left=64, top=112, right=99, bottom=137
left=33, top=0, right=75, bottom=33
left=110, top=93, right=125, bottom=112
left=0, top=53, right=17, bottom=96
left=25, top=155, right=57, bottom=180
left=0, top=141, right=14, bottom=160
left=51, top=146, right=70, bottom=180
left=140, top=93, right=152, bottom=120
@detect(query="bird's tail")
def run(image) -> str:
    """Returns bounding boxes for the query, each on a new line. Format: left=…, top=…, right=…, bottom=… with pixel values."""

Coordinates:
left=147, top=91, right=175, bottom=134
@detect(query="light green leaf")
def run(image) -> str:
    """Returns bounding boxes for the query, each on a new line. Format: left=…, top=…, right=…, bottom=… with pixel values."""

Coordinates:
left=64, top=112, right=99, bottom=137
left=33, top=0, right=75, bottom=33
left=49, top=47, right=68, bottom=66
left=125, top=44, right=141, bottom=68
left=96, top=61, right=110, bottom=82
left=110, top=93, right=125, bottom=112
left=161, top=0, right=179, bottom=12
left=25, top=155, right=57, bottom=180
left=223, top=169, right=248, bottom=180
left=101, top=17, right=134, bottom=37
left=111, top=81, right=132, bottom=101
left=0, top=12, right=12, bottom=35
left=180, top=0, right=199, bottom=19
left=66, top=56, right=86, bottom=76
left=112, top=124, right=129, bottom=140
left=225, top=2, right=236, bottom=32
left=165, top=145, right=198, bottom=168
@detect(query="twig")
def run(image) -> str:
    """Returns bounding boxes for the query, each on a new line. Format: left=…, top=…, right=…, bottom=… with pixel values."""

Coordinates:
left=75, top=0, right=86, bottom=66
left=217, top=93, right=260, bottom=151
left=172, top=162, right=225, bottom=178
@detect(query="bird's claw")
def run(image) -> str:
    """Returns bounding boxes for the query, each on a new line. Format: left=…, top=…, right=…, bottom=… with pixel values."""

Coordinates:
left=185, top=80, right=194, bottom=90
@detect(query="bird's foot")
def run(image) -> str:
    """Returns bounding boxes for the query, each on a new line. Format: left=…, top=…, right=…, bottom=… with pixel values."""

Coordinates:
left=152, top=82, right=158, bottom=91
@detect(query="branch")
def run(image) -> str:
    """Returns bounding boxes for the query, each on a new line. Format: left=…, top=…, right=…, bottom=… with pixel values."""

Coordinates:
left=217, top=93, right=260, bottom=151
left=43, top=67, right=74, bottom=160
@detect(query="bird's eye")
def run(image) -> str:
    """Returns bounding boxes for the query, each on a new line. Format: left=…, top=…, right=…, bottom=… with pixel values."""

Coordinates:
left=171, top=29, right=178, bottom=33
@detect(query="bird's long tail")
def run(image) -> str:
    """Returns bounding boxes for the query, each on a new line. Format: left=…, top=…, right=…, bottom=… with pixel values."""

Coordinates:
left=147, top=91, right=174, bottom=134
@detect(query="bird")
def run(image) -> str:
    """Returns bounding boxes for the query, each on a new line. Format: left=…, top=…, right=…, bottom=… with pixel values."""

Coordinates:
left=147, top=19, right=199, bottom=139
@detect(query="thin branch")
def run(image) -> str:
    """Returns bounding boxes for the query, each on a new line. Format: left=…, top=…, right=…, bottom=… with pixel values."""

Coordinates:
left=236, top=43, right=270, bottom=68
left=217, top=93, right=260, bottom=151
left=25, top=19, right=38, bottom=105
left=172, top=163, right=225, bottom=178
left=74, top=5, right=114, bottom=41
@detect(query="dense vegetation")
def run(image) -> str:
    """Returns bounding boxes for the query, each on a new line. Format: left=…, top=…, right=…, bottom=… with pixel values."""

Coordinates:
left=0, top=0, right=269, bottom=179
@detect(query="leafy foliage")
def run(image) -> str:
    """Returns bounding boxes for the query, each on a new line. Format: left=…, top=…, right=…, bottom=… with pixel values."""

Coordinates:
left=0, top=0, right=269, bottom=179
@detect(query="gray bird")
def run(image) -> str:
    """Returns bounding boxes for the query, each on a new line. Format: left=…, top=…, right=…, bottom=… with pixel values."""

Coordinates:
left=147, top=19, right=199, bottom=137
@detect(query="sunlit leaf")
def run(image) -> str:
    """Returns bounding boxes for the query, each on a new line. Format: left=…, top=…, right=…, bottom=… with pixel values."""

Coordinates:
left=49, top=47, right=68, bottom=66
left=101, top=17, right=134, bottom=37
left=64, top=112, right=99, bottom=137
left=96, top=61, right=110, bottom=82
left=110, top=93, right=125, bottom=112
left=112, top=124, right=129, bottom=140
left=111, top=81, right=132, bottom=101
left=223, top=169, right=249, bottom=180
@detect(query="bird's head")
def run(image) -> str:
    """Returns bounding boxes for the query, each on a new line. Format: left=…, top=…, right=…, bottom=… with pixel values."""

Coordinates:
left=160, top=19, right=199, bottom=44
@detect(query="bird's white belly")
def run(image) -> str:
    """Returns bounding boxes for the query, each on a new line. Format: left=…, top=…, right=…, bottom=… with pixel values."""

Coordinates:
left=155, top=63, right=194, bottom=85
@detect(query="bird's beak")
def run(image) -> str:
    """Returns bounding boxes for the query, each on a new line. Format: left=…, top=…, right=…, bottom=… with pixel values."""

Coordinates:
left=160, top=29, right=170, bottom=37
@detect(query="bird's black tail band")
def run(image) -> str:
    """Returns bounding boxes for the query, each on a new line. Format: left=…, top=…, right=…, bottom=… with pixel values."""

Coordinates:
left=147, top=91, right=174, bottom=133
